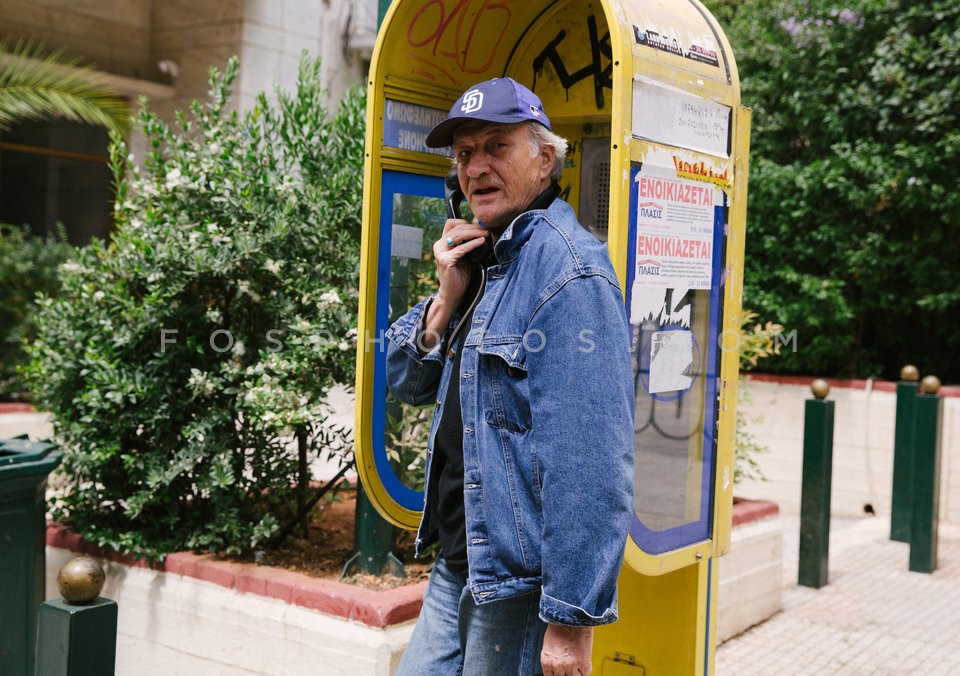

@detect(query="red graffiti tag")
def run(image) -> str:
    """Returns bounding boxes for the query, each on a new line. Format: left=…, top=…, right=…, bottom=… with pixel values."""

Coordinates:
left=407, top=0, right=514, bottom=77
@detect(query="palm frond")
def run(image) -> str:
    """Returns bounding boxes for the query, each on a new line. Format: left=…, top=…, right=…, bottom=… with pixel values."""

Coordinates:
left=0, top=39, right=130, bottom=135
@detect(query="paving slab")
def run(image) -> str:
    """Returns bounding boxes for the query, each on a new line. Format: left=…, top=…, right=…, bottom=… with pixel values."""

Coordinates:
left=717, top=515, right=960, bottom=675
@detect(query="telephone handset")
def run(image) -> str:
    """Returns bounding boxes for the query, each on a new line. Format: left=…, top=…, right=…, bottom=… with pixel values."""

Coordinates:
left=444, top=168, right=492, bottom=266
left=444, top=167, right=466, bottom=220
left=443, top=168, right=488, bottom=351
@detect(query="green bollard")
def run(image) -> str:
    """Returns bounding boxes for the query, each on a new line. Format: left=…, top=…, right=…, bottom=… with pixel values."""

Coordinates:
left=798, top=379, right=835, bottom=589
left=890, top=365, right=919, bottom=542
left=908, top=376, right=943, bottom=574
left=35, top=556, right=117, bottom=676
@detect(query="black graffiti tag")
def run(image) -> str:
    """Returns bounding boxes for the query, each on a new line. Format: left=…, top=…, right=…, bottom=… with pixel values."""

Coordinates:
left=532, top=15, right=612, bottom=110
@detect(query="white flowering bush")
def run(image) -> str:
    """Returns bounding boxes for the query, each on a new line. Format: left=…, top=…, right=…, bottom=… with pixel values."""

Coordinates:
left=25, top=55, right=364, bottom=559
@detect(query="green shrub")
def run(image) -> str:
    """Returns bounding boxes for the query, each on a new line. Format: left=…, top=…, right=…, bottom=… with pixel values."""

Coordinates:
left=0, top=224, right=75, bottom=402
left=25, top=54, right=365, bottom=560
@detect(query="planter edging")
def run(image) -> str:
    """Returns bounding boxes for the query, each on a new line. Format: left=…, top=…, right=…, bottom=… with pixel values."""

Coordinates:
left=46, top=521, right=426, bottom=628
left=718, top=498, right=782, bottom=643
left=0, top=402, right=38, bottom=414
left=744, top=372, right=960, bottom=398
left=45, top=499, right=777, bottom=632
left=731, top=497, right=780, bottom=527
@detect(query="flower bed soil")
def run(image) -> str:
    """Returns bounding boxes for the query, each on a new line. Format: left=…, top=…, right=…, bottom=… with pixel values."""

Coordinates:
left=227, top=486, right=431, bottom=590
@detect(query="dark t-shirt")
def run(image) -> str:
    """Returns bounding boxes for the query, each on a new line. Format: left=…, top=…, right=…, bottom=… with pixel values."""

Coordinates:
left=431, top=288, right=478, bottom=574
left=431, top=182, right=561, bottom=575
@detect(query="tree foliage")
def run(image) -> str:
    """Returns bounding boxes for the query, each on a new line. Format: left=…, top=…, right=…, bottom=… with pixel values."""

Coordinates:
left=706, top=0, right=960, bottom=381
left=25, top=55, right=365, bottom=560
left=0, top=39, right=129, bottom=135
left=0, top=224, right=75, bottom=401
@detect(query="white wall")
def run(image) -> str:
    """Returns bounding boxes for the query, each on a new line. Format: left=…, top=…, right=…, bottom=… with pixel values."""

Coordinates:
left=45, top=547, right=414, bottom=676
left=735, top=378, right=960, bottom=526
left=716, top=514, right=782, bottom=643
left=237, top=0, right=376, bottom=111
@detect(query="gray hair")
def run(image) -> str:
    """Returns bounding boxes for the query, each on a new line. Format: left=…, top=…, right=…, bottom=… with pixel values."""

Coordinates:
left=527, top=122, right=568, bottom=181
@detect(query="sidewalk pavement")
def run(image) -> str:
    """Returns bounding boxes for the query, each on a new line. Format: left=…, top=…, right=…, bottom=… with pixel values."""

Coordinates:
left=717, top=514, right=960, bottom=675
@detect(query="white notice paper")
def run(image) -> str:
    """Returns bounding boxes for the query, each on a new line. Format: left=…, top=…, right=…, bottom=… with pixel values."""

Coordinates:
left=391, top=224, right=424, bottom=259
left=648, top=330, right=695, bottom=394
left=632, top=77, right=731, bottom=157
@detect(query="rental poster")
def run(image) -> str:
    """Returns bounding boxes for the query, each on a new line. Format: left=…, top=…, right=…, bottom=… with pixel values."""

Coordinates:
left=631, top=159, right=721, bottom=290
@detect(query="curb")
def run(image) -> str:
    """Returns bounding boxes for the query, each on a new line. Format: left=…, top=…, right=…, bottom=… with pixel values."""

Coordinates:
left=46, top=522, right=426, bottom=628
left=0, top=403, right=38, bottom=414
left=731, top=498, right=780, bottom=527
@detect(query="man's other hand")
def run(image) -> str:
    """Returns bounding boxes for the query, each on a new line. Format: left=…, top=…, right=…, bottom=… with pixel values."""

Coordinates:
left=541, top=624, right=594, bottom=675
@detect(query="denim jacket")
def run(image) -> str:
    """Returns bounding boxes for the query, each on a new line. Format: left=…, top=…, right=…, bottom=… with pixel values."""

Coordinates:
left=385, top=197, right=634, bottom=626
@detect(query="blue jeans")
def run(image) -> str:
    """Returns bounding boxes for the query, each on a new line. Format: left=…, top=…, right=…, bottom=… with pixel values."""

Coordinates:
left=397, top=558, right=548, bottom=676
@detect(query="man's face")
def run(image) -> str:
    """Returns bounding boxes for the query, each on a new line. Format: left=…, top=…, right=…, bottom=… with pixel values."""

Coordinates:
left=452, top=122, right=555, bottom=232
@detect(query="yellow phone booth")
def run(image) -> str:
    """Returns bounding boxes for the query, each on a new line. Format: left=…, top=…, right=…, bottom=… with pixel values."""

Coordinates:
left=354, top=1, right=750, bottom=673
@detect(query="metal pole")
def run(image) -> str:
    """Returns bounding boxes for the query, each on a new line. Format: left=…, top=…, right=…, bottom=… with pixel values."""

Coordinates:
left=798, top=379, right=834, bottom=589
left=908, top=376, right=943, bottom=574
left=890, top=365, right=919, bottom=542
left=378, top=0, right=393, bottom=27
left=344, top=484, right=405, bottom=577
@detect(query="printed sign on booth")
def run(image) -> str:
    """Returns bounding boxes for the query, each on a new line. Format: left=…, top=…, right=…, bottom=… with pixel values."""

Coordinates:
left=383, top=99, right=450, bottom=157
left=632, top=161, right=719, bottom=290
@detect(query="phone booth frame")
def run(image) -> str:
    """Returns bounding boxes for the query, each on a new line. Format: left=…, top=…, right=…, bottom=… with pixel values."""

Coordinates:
left=354, top=1, right=750, bottom=672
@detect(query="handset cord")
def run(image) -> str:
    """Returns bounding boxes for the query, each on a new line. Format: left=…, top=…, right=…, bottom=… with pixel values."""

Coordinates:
left=446, top=266, right=486, bottom=353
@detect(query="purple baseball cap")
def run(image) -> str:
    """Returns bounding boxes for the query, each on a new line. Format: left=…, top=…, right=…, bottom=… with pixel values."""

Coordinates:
left=425, top=77, right=551, bottom=148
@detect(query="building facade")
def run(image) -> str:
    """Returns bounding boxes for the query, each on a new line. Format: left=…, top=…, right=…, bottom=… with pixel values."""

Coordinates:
left=0, top=0, right=377, bottom=243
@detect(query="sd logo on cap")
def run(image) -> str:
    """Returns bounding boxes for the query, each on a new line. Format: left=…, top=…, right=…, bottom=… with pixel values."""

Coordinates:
left=426, top=77, right=552, bottom=148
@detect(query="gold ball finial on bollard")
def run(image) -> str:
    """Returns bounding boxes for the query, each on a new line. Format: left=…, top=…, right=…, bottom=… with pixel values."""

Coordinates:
left=900, top=365, right=920, bottom=382
left=919, top=375, right=941, bottom=395
left=810, top=378, right=830, bottom=400
left=57, top=556, right=106, bottom=604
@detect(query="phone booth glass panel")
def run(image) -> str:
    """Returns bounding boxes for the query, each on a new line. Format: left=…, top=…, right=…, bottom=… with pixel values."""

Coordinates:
left=626, top=157, right=727, bottom=554
left=371, top=170, right=447, bottom=511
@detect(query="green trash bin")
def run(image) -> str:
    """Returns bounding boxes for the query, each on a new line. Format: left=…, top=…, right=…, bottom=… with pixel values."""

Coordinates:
left=0, top=434, right=63, bottom=676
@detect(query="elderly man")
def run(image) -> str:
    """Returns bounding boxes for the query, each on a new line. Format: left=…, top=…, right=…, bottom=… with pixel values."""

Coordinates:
left=386, top=77, right=634, bottom=676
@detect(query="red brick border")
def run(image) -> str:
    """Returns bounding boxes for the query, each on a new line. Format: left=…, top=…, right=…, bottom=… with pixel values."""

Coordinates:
left=731, top=498, right=780, bottom=527
left=46, top=522, right=425, bottom=628
left=47, top=500, right=776, bottom=628
left=744, top=372, right=960, bottom=398
left=0, top=402, right=37, bottom=414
